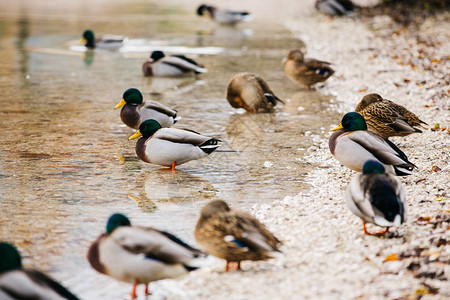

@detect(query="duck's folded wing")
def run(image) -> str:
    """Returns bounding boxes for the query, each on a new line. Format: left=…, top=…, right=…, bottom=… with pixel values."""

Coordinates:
left=22, top=270, right=80, bottom=300
left=161, top=56, right=206, bottom=73
left=347, top=176, right=376, bottom=219
left=155, top=128, right=213, bottom=146
left=100, top=34, right=125, bottom=43
left=112, top=227, right=197, bottom=264
left=142, top=100, right=177, bottom=117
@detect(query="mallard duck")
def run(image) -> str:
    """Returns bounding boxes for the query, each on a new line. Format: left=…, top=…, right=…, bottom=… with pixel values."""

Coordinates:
left=226, top=73, right=284, bottom=113
left=128, top=119, right=220, bottom=170
left=81, top=29, right=125, bottom=50
left=346, top=160, right=406, bottom=235
left=329, top=112, right=416, bottom=176
left=194, top=200, right=281, bottom=272
left=142, top=51, right=207, bottom=77
left=0, top=242, right=79, bottom=300
left=114, top=88, right=177, bottom=129
left=282, top=50, right=334, bottom=90
left=355, top=93, right=427, bottom=138
left=315, top=0, right=355, bottom=16
left=87, top=214, right=202, bottom=299
left=196, top=4, right=253, bottom=25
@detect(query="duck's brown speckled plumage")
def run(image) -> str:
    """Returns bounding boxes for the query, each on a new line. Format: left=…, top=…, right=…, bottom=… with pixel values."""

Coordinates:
left=283, top=50, right=334, bottom=89
left=226, top=73, right=283, bottom=113
left=194, top=200, right=281, bottom=265
left=355, top=93, right=427, bottom=138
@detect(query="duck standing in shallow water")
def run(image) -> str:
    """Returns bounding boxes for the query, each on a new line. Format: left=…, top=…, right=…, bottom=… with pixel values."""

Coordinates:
left=282, top=50, right=334, bottom=90
left=346, top=160, right=406, bottom=235
left=226, top=73, right=283, bottom=113
left=0, top=242, right=80, bottom=300
left=355, top=93, right=427, bottom=138
left=142, top=51, right=207, bottom=77
left=194, top=200, right=281, bottom=272
left=196, top=4, right=253, bottom=25
left=81, top=29, right=125, bottom=50
left=128, top=119, right=220, bottom=171
left=114, top=88, right=177, bottom=129
left=329, top=112, right=416, bottom=176
left=87, top=214, right=202, bottom=299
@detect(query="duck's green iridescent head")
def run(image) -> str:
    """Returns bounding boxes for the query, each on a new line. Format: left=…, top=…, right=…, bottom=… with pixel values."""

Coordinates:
left=106, top=214, right=131, bottom=234
left=82, top=30, right=95, bottom=42
left=362, top=160, right=386, bottom=174
left=150, top=51, right=165, bottom=62
left=0, top=242, right=22, bottom=272
left=332, top=112, right=367, bottom=132
left=115, top=88, right=143, bottom=109
left=128, top=119, right=162, bottom=140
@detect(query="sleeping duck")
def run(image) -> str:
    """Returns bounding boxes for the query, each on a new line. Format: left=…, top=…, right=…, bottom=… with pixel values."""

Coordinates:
left=114, top=88, right=177, bottom=129
left=346, top=160, right=406, bottom=235
left=87, top=214, right=202, bottom=299
left=355, top=93, right=427, bottom=138
left=226, top=73, right=284, bottom=113
left=315, top=0, right=355, bottom=17
left=0, top=242, right=79, bottom=300
left=329, top=112, right=416, bottom=176
left=81, top=29, right=125, bottom=50
left=194, top=200, right=281, bottom=272
left=142, top=51, right=207, bottom=77
left=128, top=119, right=220, bottom=170
left=282, top=50, right=334, bottom=90
left=196, top=4, right=253, bottom=25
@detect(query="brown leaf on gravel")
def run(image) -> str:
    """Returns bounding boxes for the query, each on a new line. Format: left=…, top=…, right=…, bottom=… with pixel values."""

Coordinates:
left=416, top=216, right=431, bottom=224
left=384, top=253, right=399, bottom=261
left=415, top=178, right=426, bottom=184
left=430, top=166, right=441, bottom=172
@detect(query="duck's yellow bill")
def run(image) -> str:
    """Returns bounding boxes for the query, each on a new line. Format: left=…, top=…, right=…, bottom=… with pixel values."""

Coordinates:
left=80, top=38, right=86, bottom=44
left=331, top=123, right=343, bottom=131
left=114, top=99, right=126, bottom=109
left=129, top=130, right=142, bottom=140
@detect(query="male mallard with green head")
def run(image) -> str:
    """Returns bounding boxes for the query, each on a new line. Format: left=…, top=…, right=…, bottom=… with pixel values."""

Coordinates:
left=142, top=51, right=207, bottom=77
left=87, top=214, right=202, bottom=299
left=226, top=73, right=283, bottom=113
left=194, top=200, right=281, bottom=272
left=355, top=93, right=427, bottom=138
left=346, top=160, right=406, bottom=235
left=282, top=50, right=334, bottom=90
left=129, top=119, right=220, bottom=170
left=81, top=29, right=125, bottom=50
left=0, top=242, right=80, bottom=300
left=114, top=88, right=177, bottom=129
left=196, top=4, right=253, bottom=25
left=329, top=112, right=416, bottom=175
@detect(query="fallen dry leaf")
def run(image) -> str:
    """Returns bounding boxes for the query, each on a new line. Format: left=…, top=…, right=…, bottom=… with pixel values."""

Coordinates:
left=384, top=253, right=399, bottom=261
left=415, top=178, right=426, bottom=184
left=430, top=166, right=441, bottom=172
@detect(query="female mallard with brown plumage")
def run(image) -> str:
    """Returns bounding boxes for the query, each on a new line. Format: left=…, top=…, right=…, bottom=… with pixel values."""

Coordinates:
left=355, top=93, right=427, bottom=138
left=128, top=119, right=220, bottom=171
left=329, top=112, right=416, bottom=176
left=194, top=200, right=281, bottom=272
left=282, top=50, right=334, bottom=90
left=114, top=88, right=177, bottom=129
left=226, top=73, right=283, bottom=113
left=0, top=242, right=80, bottom=300
left=87, top=214, right=202, bottom=299
left=346, top=160, right=406, bottom=235
left=142, top=51, right=207, bottom=77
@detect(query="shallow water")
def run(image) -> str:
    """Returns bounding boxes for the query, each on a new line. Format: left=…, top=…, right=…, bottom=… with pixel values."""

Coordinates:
left=0, top=0, right=340, bottom=298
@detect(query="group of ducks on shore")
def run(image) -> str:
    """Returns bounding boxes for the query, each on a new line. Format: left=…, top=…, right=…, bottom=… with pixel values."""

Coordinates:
left=1, top=1, right=429, bottom=299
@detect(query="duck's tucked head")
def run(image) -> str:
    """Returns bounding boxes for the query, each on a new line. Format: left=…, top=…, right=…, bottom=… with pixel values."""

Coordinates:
left=150, top=51, right=165, bottom=62
left=200, top=200, right=231, bottom=219
left=82, top=30, right=95, bottom=44
left=361, top=93, right=383, bottom=106
left=0, top=242, right=22, bottom=273
left=115, top=88, right=143, bottom=109
left=197, top=4, right=209, bottom=16
left=362, top=160, right=386, bottom=175
left=332, top=112, right=367, bottom=132
left=285, top=50, right=304, bottom=63
left=129, top=119, right=162, bottom=140
left=106, top=214, right=131, bottom=234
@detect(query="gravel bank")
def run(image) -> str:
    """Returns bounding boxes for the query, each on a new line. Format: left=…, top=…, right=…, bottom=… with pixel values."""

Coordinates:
left=154, top=4, right=450, bottom=300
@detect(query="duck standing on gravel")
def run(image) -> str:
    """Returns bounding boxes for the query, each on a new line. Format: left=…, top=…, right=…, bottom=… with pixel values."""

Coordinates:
left=194, top=200, right=281, bottom=272
left=114, top=88, right=177, bottom=129
left=0, top=242, right=80, bottom=300
left=355, top=93, right=427, bottom=138
left=142, top=50, right=207, bottom=77
left=226, top=73, right=284, bottom=113
left=196, top=4, right=253, bottom=25
left=329, top=112, right=416, bottom=176
left=315, top=0, right=355, bottom=17
left=80, top=29, right=125, bottom=50
left=346, top=160, right=406, bottom=235
left=282, top=49, right=334, bottom=90
left=87, top=214, right=203, bottom=299
left=128, top=119, right=220, bottom=171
